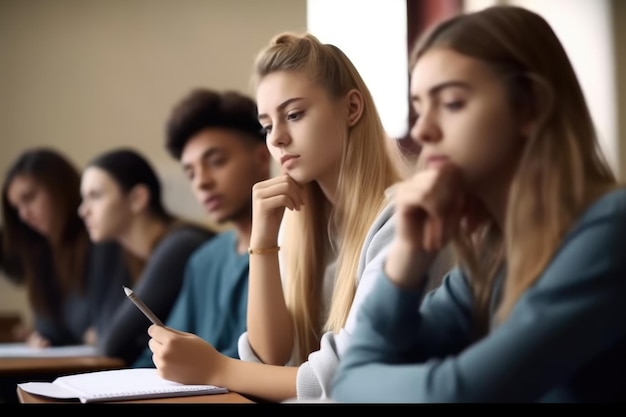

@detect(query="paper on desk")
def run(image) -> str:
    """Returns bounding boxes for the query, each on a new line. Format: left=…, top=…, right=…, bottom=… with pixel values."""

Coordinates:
left=0, top=343, right=98, bottom=358
left=18, top=381, right=79, bottom=399
left=18, top=368, right=229, bottom=403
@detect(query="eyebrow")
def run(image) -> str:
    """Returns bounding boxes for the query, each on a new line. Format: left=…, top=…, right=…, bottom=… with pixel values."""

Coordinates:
left=181, top=147, right=222, bottom=171
left=257, top=97, right=305, bottom=121
left=410, top=80, right=472, bottom=103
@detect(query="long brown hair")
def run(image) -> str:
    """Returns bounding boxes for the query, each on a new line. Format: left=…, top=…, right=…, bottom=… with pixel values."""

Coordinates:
left=410, top=6, right=616, bottom=336
left=253, top=33, right=402, bottom=363
left=1, top=148, right=91, bottom=320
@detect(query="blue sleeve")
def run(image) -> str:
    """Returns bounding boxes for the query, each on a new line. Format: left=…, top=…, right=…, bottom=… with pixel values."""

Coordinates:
left=163, top=259, right=197, bottom=332
left=97, top=227, right=211, bottom=365
left=131, top=259, right=198, bottom=368
left=332, top=203, right=626, bottom=403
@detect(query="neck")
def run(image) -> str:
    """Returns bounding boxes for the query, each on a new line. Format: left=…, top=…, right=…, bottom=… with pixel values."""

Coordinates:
left=118, top=215, right=170, bottom=260
left=473, top=168, right=515, bottom=231
left=316, top=163, right=340, bottom=206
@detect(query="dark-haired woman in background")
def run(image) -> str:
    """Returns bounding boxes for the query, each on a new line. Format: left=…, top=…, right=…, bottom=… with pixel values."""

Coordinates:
left=79, top=148, right=214, bottom=366
left=1, top=147, right=121, bottom=348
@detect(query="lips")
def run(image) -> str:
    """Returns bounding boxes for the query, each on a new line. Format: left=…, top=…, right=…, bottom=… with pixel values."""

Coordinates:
left=203, top=196, right=222, bottom=212
left=425, top=155, right=450, bottom=168
left=280, top=154, right=299, bottom=166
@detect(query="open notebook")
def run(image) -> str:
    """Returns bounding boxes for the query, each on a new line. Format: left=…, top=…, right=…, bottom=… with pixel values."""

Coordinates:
left=17, top=368, right=228, bottom=403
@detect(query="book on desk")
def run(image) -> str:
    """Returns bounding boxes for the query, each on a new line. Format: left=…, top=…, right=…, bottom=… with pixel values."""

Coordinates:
left=17, top=368, right=228, bottom=403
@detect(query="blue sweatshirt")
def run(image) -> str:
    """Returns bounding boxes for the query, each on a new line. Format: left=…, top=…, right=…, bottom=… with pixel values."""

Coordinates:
left=332, top=188, right=626, bottom=403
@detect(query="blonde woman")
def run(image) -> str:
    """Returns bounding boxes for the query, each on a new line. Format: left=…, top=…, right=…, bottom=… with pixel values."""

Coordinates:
left=332, top=5, right=626, bottom=402
left=147, top=32, right=451, bottom=402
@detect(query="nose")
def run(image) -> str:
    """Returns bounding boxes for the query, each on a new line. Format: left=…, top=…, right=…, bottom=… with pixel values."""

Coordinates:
left=77, top=201, right=87, bottom=218
left=409, top=109, right=441, bottom=146
left=194, top=166, right=215, bottom=191
left=268, top=122, right=290, bottom=148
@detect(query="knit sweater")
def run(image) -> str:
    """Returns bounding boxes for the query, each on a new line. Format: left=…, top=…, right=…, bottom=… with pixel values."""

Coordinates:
left=332, top=187, right=626, bottom=403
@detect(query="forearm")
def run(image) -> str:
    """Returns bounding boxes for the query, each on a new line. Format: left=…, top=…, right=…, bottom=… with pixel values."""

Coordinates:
left=247, top=252, right=294, bottom=364
left=221, top=356, right=298, bottom=402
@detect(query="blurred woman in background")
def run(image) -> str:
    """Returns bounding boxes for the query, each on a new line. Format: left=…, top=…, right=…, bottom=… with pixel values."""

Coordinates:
left=79, top=147, right=214, bottom=366
left=1, top=147, right=119, bottom=347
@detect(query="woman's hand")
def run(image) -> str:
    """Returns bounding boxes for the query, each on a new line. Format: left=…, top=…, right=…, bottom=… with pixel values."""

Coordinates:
left=250, top=174, right=305, bottom=249
left=148, top=325, right=228, bottom=387
left=82, top=327, right=97, bottom=346
left=386, top=164, right=466, bottom=288
left=25, top=330, right=51, bottom=348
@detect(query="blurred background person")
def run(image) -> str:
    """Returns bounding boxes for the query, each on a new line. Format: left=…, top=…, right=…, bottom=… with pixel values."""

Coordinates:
left=78, top=147, right=214, bottom=366
left=133, top=88, right=271, bottom=367
left=1, top=147, right=121, bottom=347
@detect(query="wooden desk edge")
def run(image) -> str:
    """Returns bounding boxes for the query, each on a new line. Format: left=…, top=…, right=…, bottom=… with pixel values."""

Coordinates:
left=0, top=356, right=126, bottom=375
left=16, top=386, right=254, bottom=404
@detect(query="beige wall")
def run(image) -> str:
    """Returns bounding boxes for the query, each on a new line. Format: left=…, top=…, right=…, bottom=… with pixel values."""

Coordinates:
left=0, top=0, right=306, bottom=323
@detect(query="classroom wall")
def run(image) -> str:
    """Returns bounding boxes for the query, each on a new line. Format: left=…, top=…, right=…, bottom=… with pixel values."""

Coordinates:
left=2, top=0, right=625, bottom=327
left=0, top=0, right=306, bottom=324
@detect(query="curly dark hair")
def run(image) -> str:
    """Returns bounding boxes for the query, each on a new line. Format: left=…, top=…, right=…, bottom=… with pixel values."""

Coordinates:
left=165, top=89, right=264, bottom=159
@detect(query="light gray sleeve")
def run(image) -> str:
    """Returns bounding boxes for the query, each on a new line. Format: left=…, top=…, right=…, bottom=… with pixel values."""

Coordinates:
left=296, top=202, right=455, bottom=400
left=295, top=203, right=396, bottom=400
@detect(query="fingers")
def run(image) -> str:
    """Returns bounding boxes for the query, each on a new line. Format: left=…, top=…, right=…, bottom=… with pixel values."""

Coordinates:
left=394, top=164, right=467, bottom=252
left=26, top=332, right=50, bottom=349
left=253, top=174, right=305, bottom=211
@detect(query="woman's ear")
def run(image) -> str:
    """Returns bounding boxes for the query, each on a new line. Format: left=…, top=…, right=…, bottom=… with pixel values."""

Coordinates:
left=128, top=184, right=150, bottom=214
left=345, top=89, right=364, bottom=127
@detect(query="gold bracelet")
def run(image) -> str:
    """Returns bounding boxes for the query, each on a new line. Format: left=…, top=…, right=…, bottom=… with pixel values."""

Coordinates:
left=248, top=246, right=280, bottom=255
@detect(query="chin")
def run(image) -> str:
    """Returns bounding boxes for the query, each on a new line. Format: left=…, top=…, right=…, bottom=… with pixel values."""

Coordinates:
left=284, top=170, right=312, bottom=185
left=207, top=212, right=228, bottom=225
left=88, top=232, right=104, bottom=243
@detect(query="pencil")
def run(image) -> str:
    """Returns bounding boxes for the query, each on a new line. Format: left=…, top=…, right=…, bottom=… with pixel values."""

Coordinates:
left=123, top=286, right=164, bottom=326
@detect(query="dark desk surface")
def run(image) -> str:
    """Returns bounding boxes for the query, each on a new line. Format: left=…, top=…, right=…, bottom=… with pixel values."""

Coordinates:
left=0, top=355, right=125, bottom=376
left=16, top=386, right=254, bottom=404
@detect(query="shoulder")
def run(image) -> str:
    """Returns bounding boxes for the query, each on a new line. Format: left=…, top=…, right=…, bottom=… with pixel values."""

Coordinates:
left=564, top=187, right=626, bottom=244
left=540, top=187, right=626, bottom=288
left=577, top=187, right=626, bottom=222
left=355, top=200, right=396, bottom=277
left=159, top=223, right=214, bottom=246
left=188, top=229, right=236, bottom=262
left=361, top=201, right=396, bottom=257
left=152, top=223, right=215, bottom=258
left=169, top=222, right=215, bottom=240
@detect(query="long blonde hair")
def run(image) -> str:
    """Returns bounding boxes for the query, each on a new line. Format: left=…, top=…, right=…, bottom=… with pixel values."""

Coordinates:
left=410, top=6, right=616, bottom=337
left=253, top=33, right=402, bottom=363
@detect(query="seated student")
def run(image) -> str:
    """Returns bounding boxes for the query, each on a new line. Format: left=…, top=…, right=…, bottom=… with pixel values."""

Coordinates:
left=145, top=32, right=452, bottom=402
left=78, top=148, right=214, bottom=366
left=1, top=147, right=122, bottom=348
left=132, top=89, right=272, bottom=367
left=331, top=5, right=626, bottom=403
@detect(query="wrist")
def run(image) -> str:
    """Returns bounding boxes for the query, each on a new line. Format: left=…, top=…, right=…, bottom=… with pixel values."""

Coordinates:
left=216, top=355, right=238, bottom=389
left=249, top=234, right=278, bottom=250
left=384, top=240, right=436, bottom=289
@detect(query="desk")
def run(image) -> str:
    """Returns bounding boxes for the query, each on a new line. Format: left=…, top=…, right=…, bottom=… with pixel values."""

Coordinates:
left=0, top=355, right=124, bottom=376
left=16, top=386, right=254, bottom=403
left=0, top=356, right=125, bottom=403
